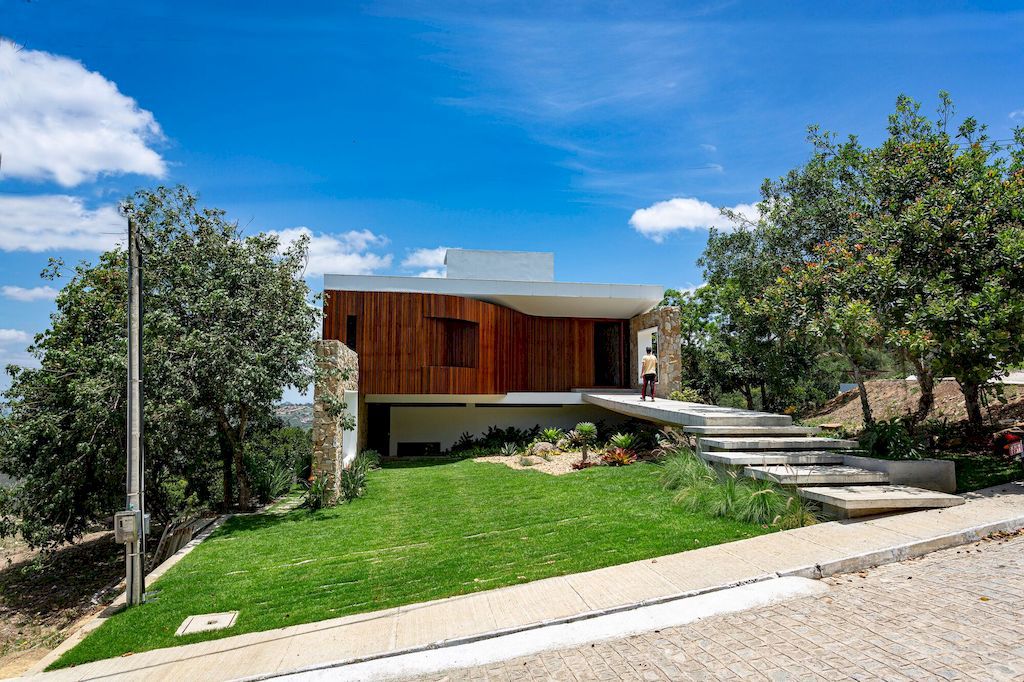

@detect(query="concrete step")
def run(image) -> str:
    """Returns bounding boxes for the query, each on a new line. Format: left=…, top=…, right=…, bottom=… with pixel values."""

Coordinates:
left=698, top=437, right=860, bottom=452
left=683, top=425, right=820, bottom=437
left=744, top=464, right=889, bottom=486
left=699, top=451, right=847, bottom=467
left=798, top=485, right=965, bottom=519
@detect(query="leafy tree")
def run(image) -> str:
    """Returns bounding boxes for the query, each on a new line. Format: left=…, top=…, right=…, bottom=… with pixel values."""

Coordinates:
left=862, top=94, right=1024, bottom=428
left=0, top=186, right=317, bottom=547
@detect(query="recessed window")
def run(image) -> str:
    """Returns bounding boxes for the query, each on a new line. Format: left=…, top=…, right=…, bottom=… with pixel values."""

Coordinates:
left=434, top=318, right=479, bottom=368
left=346, top=315, right=358, bottom=352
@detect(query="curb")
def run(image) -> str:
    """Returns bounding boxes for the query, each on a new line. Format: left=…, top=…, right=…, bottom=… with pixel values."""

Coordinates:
left=21, top=514, right=230, bottom=677
left=240, top=511, right=1024, bottom=682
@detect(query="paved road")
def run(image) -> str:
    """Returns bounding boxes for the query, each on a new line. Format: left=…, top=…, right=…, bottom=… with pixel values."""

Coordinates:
left=413, top=532, right=1024, bottom=681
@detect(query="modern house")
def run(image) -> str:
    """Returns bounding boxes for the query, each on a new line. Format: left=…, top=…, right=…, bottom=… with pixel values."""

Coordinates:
left=319, top=249, right=676, bottom=457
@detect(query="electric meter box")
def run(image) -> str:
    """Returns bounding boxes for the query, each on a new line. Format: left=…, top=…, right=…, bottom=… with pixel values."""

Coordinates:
left=114, top=510, right=142, bottom=544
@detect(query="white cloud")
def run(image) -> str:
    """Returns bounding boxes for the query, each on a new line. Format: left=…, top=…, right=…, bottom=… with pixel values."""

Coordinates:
left=0, top=195, right=124, bottom=252
left=2, top=285, right=59, bottom=302
left=1010, top=109, right=1024, bottom=119
left=270, top=227, right=392, bottom=277
left=401, top=246, right=450, bottom=269
left=401, top=246, right=452, bottom=277
left=700, top=143, right=717, bottom=152
left=0, top=40, right=165, bottom=187
left=629, top=197, right=760, bottom=241
left=0, top=329, right=31, bottom=344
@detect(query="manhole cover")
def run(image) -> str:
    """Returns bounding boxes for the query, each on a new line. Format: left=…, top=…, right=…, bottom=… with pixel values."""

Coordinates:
left=175, top=611, right=239, bottom=636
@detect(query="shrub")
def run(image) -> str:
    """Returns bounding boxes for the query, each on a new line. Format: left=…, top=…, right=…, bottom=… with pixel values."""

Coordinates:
left=738, top=479, right=786, bottom=525
left=302, top=476, right=330, bottom=511
left=608, top=432, right=638, bottom=450
left=539, top=427, right=564, bottom=443
left=859, top=418, right=925, bottom=460
left=360, top=449, right=382, bottom=469
left=518, top=454, right=537, bottom=467
left=774, top=493, right=822, bottom=529
left=601, top=447, right=637, bottom=466
left=338, top=452, right=373, bottom=502
left=668, top=387, right=704, bottom=403
left=499, top=442, right=520, bottom=457
left=660, top=449, right=714, bottom=491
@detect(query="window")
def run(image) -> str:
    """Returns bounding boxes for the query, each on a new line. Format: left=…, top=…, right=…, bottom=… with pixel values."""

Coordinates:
left=345, top=315, right=358, bottom=352
left=431, top=318, right=479, bottom=368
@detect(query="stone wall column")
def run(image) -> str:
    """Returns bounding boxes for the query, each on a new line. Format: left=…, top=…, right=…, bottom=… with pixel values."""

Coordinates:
left=628, top=306, right=682, bottom=398
left=312, top=340, right=359, bottom=501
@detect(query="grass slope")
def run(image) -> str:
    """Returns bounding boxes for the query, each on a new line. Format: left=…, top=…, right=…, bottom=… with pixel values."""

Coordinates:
left=56, top=459, right=768, bottom=668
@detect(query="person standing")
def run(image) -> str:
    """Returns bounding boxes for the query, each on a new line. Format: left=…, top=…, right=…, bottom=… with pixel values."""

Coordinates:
left=640, top=347, right=658, bottom=401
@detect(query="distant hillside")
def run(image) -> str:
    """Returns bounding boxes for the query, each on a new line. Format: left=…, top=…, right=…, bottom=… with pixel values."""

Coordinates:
left=275, top=402, right=313, bottom=429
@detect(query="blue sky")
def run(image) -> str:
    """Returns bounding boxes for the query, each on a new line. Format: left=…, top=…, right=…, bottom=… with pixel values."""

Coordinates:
left=2, top=1, right=1023, bottom=399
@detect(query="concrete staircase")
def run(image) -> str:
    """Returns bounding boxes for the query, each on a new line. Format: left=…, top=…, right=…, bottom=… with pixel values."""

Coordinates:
left=577, top=392, right=963, bottom=518
left=688, top=419, right=964, bottom=519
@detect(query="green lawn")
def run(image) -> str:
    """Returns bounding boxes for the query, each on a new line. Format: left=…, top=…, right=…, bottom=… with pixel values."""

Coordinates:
left=56, top=459, right=769, bottom=668
left=942, top=451, right=1022, bottom=493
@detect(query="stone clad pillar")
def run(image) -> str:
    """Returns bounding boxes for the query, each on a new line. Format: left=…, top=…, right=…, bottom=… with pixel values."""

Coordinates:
left=629, top=307, right=681, bottom=398
left=312, top=340, right=359, bottom=500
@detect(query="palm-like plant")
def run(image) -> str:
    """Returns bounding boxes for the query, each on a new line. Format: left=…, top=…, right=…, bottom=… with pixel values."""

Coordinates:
left=572, top=422, right=599, bottom=462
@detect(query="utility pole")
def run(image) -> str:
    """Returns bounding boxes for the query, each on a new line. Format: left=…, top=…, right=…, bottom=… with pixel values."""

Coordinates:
left=124, top=212, right=146, bottom=605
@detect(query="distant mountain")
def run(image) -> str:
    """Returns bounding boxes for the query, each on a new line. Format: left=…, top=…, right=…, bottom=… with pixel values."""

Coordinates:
left=275, top=402, right=313, bottom=429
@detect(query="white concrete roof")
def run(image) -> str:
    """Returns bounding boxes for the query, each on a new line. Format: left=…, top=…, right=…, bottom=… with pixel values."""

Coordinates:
left=322, top=274, right=662, bottom=318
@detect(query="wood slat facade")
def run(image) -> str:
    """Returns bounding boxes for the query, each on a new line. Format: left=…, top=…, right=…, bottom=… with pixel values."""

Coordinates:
left=323, top=290, right=628, bottom=395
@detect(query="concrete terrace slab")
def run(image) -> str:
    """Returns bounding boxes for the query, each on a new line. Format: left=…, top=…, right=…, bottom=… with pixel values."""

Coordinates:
left=745, top=464, right=889, bottom=486
left=580, top=392, right=793, bottom=427
left=700, top=450, right=847, bottom=466
left=698, top=436, right=859, bottom=451
left=800, top=485, right=965, bottom=518
left=683, top=425, right=820, bottom=436
left=25, top=482, right=1023, bottom=682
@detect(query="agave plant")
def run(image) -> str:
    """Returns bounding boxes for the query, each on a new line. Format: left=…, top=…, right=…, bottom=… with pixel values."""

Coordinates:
left=539, top=427, right=564, bottom=444
left=499, top=442, right=519, bottom=457
left=608, top=432, right=638, bottom=451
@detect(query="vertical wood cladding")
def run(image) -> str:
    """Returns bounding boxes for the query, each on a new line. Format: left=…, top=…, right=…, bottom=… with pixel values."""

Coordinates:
left=323, top=290, right=628, bottom=394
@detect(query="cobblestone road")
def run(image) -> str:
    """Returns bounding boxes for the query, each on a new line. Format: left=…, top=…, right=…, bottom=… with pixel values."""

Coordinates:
left=413, top=532, right=1024, bottom=681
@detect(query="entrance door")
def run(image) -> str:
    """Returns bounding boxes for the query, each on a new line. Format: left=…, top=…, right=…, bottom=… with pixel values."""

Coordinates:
left=637, top=326, right=658, bottom=381
left=594, top=322, right=624, bottom=387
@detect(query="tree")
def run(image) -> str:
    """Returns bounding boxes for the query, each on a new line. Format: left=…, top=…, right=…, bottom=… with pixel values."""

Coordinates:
left=0, top=186, right=317, bottom=547
left=862, top=95, right=1024, bottom=428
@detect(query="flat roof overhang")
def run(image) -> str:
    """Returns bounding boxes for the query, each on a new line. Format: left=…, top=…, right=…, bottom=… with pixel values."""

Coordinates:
left=323, top=274, right=663, bottom=319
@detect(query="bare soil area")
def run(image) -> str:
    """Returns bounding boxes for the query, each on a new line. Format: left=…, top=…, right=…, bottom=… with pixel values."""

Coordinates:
left=0, top=532, right=123, bottom=679
left=804, top=379, right=1024, bottom=431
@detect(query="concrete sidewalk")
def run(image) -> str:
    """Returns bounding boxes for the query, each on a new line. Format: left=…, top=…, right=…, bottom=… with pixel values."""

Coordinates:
left=22, top=482, right=1024, bottom=682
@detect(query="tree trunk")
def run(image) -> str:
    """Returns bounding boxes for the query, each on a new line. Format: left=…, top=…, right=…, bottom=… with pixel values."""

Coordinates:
left=841, top=341, right=873, bottom=427
left=959, top=380, right=984, bottom=431
left=219, top=431, right=233, bottom=510
left=741, top=385, right=754, bottom=410
left=909, top=357, right=935, bottom=426
left=216, top=407, right=252, bottom=510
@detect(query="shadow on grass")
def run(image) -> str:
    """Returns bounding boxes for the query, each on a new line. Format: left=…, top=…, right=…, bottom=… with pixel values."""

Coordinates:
left=0, top=533, right=123, bottom=626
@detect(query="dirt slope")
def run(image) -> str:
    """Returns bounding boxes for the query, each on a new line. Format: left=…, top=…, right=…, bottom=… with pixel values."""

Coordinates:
left=805, top=379, right=1024, bottom=430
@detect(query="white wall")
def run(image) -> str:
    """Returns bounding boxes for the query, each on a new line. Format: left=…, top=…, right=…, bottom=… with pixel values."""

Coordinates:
left=387, top=404, right=627, bottom=456
left=341, top=389, right=359, bottom=467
